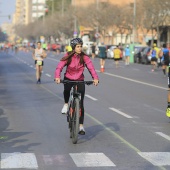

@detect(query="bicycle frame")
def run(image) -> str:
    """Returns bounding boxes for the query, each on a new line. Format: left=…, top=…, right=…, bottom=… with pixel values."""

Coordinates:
left=68, top=85, right=81, bottom=122
left=60, top=80, right=93, bottom=144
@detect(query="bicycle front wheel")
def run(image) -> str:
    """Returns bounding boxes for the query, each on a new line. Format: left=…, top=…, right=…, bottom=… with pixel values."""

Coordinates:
left=71, top=98, right=80, bottom=144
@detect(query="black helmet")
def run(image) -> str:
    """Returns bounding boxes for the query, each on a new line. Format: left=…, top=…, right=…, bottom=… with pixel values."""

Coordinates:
left=70, top=38, right=83, bottom=50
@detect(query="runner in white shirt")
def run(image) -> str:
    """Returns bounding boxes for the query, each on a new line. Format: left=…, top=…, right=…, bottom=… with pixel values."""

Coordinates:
left=32, top=42, right=47, bottom=84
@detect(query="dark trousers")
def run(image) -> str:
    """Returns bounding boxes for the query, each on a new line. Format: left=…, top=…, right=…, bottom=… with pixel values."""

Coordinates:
left=64, top=78, right=85, bottom=124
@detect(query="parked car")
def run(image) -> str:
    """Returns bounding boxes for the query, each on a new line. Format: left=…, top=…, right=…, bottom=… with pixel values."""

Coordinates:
left=134, top=46, right=146, bottom=63
left=83, top=41, right=94, bottom=56
left=106, top=45, right=116, bottom=58
left=141, top=47, right=151, bottom=64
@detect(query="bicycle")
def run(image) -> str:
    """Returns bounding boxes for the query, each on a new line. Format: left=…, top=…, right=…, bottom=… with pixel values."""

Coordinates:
left=61, top=80, right=93, bottom=144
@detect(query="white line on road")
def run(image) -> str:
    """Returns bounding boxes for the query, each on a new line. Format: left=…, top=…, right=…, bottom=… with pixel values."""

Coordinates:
left=132, top=68, right=140, bottom=71
left=30, top=65, right=33, bottom=67
left=47, top=57, right=60, bottom=62
left=109, top=107, right=133, bottom=118
left=156, top=132, right=170, bottom=141
left=102, top=71, right=167, bottom=90
left=46, top=74, right=51, bottom=77
left=143, top=104, right=164, bottom=113
left=85, top=94, right=98, bottom=101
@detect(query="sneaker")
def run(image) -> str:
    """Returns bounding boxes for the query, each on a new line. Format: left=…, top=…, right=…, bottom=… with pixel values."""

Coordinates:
left=61, top=104, right=68, bottom=114
left=36, top=78, right=41, bottom=84
left=151, top=69, right=154, bottom=72
left=166, top=107, right=170, bottom=117
left=79, top=126, right=85, bottom=135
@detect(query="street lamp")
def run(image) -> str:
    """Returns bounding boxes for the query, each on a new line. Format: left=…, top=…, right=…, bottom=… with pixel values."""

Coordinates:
left=132, top=0, right=136, bottom=46
left=73, top=0, right=77, bottom=37
left=62, top=0, right=64, bottom=17
left=96, top=0, right=99, bottom=44
left=52, top=0, right=54, bottom=15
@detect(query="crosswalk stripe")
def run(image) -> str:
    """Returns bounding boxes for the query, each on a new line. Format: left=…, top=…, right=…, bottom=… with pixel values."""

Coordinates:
left=70, top=153, right=116, bottom=167
left=138, top=152, right=170, bottom=166
left=1, top=153, right=38, bottom=169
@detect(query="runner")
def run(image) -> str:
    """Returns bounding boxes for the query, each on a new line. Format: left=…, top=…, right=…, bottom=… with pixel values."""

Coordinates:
left=98, top=44, right=107, bottom=72
left=161, top=44, right=169, bottom=77
left=151, top=47, right=157, bottom=72
left=113, top=46, right=121, bottom=68
left=32, top=42, right=47, bottom=84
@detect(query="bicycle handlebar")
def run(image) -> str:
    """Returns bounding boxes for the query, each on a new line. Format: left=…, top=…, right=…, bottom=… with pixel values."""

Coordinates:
left=60, top=80, right=94, bottom=85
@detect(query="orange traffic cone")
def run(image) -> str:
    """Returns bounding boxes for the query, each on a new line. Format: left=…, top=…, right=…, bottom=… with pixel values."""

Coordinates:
left=100, top=65, right=104, bottom=72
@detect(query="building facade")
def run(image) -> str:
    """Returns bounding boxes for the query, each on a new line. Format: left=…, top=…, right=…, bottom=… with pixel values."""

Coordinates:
left=13, top=0, right=46, bottom=25
left=72, top=0, right=133, bottom=6
left=32, top=0, right=46, bottom=22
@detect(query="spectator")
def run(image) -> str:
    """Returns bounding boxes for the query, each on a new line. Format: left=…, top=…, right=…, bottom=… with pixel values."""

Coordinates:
left=124, top=45, right=130, bottom=65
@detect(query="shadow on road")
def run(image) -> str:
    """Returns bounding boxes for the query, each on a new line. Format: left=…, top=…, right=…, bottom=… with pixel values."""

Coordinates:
left=79, top=122, right=120, bottom=143
left=0, top=107, right=40, bottom=154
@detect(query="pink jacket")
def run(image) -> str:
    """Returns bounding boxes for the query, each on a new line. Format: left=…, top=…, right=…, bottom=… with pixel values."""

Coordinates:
left=55, top=53, right=99, bottom=80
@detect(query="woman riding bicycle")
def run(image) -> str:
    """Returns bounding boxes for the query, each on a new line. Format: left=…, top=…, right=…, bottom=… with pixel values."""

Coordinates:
left=55, top=38, right=99, bottom=135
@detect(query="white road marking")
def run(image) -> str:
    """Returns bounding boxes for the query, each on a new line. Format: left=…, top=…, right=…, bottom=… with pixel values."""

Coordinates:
left=143, top=104, right=165, bottom=113
left=30, top=65, right=33, bottom=67
left=148, top=71, right=158, bottom=74
left=47, top=57, right=60, bottom=62
left=85, top=94, right=97, bottom=101
left=102, top=71, right=167, bottom=90
left=43, top=154, right=68, bottom=166
left=1, top=153, right=38, bottom=169
left=138, top=152, right=170, bottom=166
left=156, top=132, right=170, bottom=141
left=46, top=74, right=51, bottom=77
left=132, top=68, right=139, bottom=71
left=70, top=153, right=115, bottom=167
left=109, top=107, right=133, bottom=118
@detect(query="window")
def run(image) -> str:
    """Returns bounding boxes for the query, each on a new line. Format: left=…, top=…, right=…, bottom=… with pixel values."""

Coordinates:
left=38, top=0, right=45, bottom=3
left=32, top=6, right=37, bottom=11
left=38, top=5, right=44, bottom=10
left=38, top=12, right=44, bottom=17
left=32, top=0, right=37, bottom=4
left=32, top=13, right=37, bottom=18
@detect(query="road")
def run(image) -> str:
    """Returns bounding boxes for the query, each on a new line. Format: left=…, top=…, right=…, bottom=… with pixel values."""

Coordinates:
left=0, top=50, right=170, bottom=170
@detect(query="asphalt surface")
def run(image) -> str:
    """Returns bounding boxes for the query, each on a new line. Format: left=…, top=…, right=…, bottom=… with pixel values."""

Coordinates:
left=0, top=50, right=170, bottom=170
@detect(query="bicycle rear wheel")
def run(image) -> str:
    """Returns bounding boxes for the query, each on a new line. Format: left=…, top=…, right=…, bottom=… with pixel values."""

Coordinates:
left=71, top=98, right=80, bottom=144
